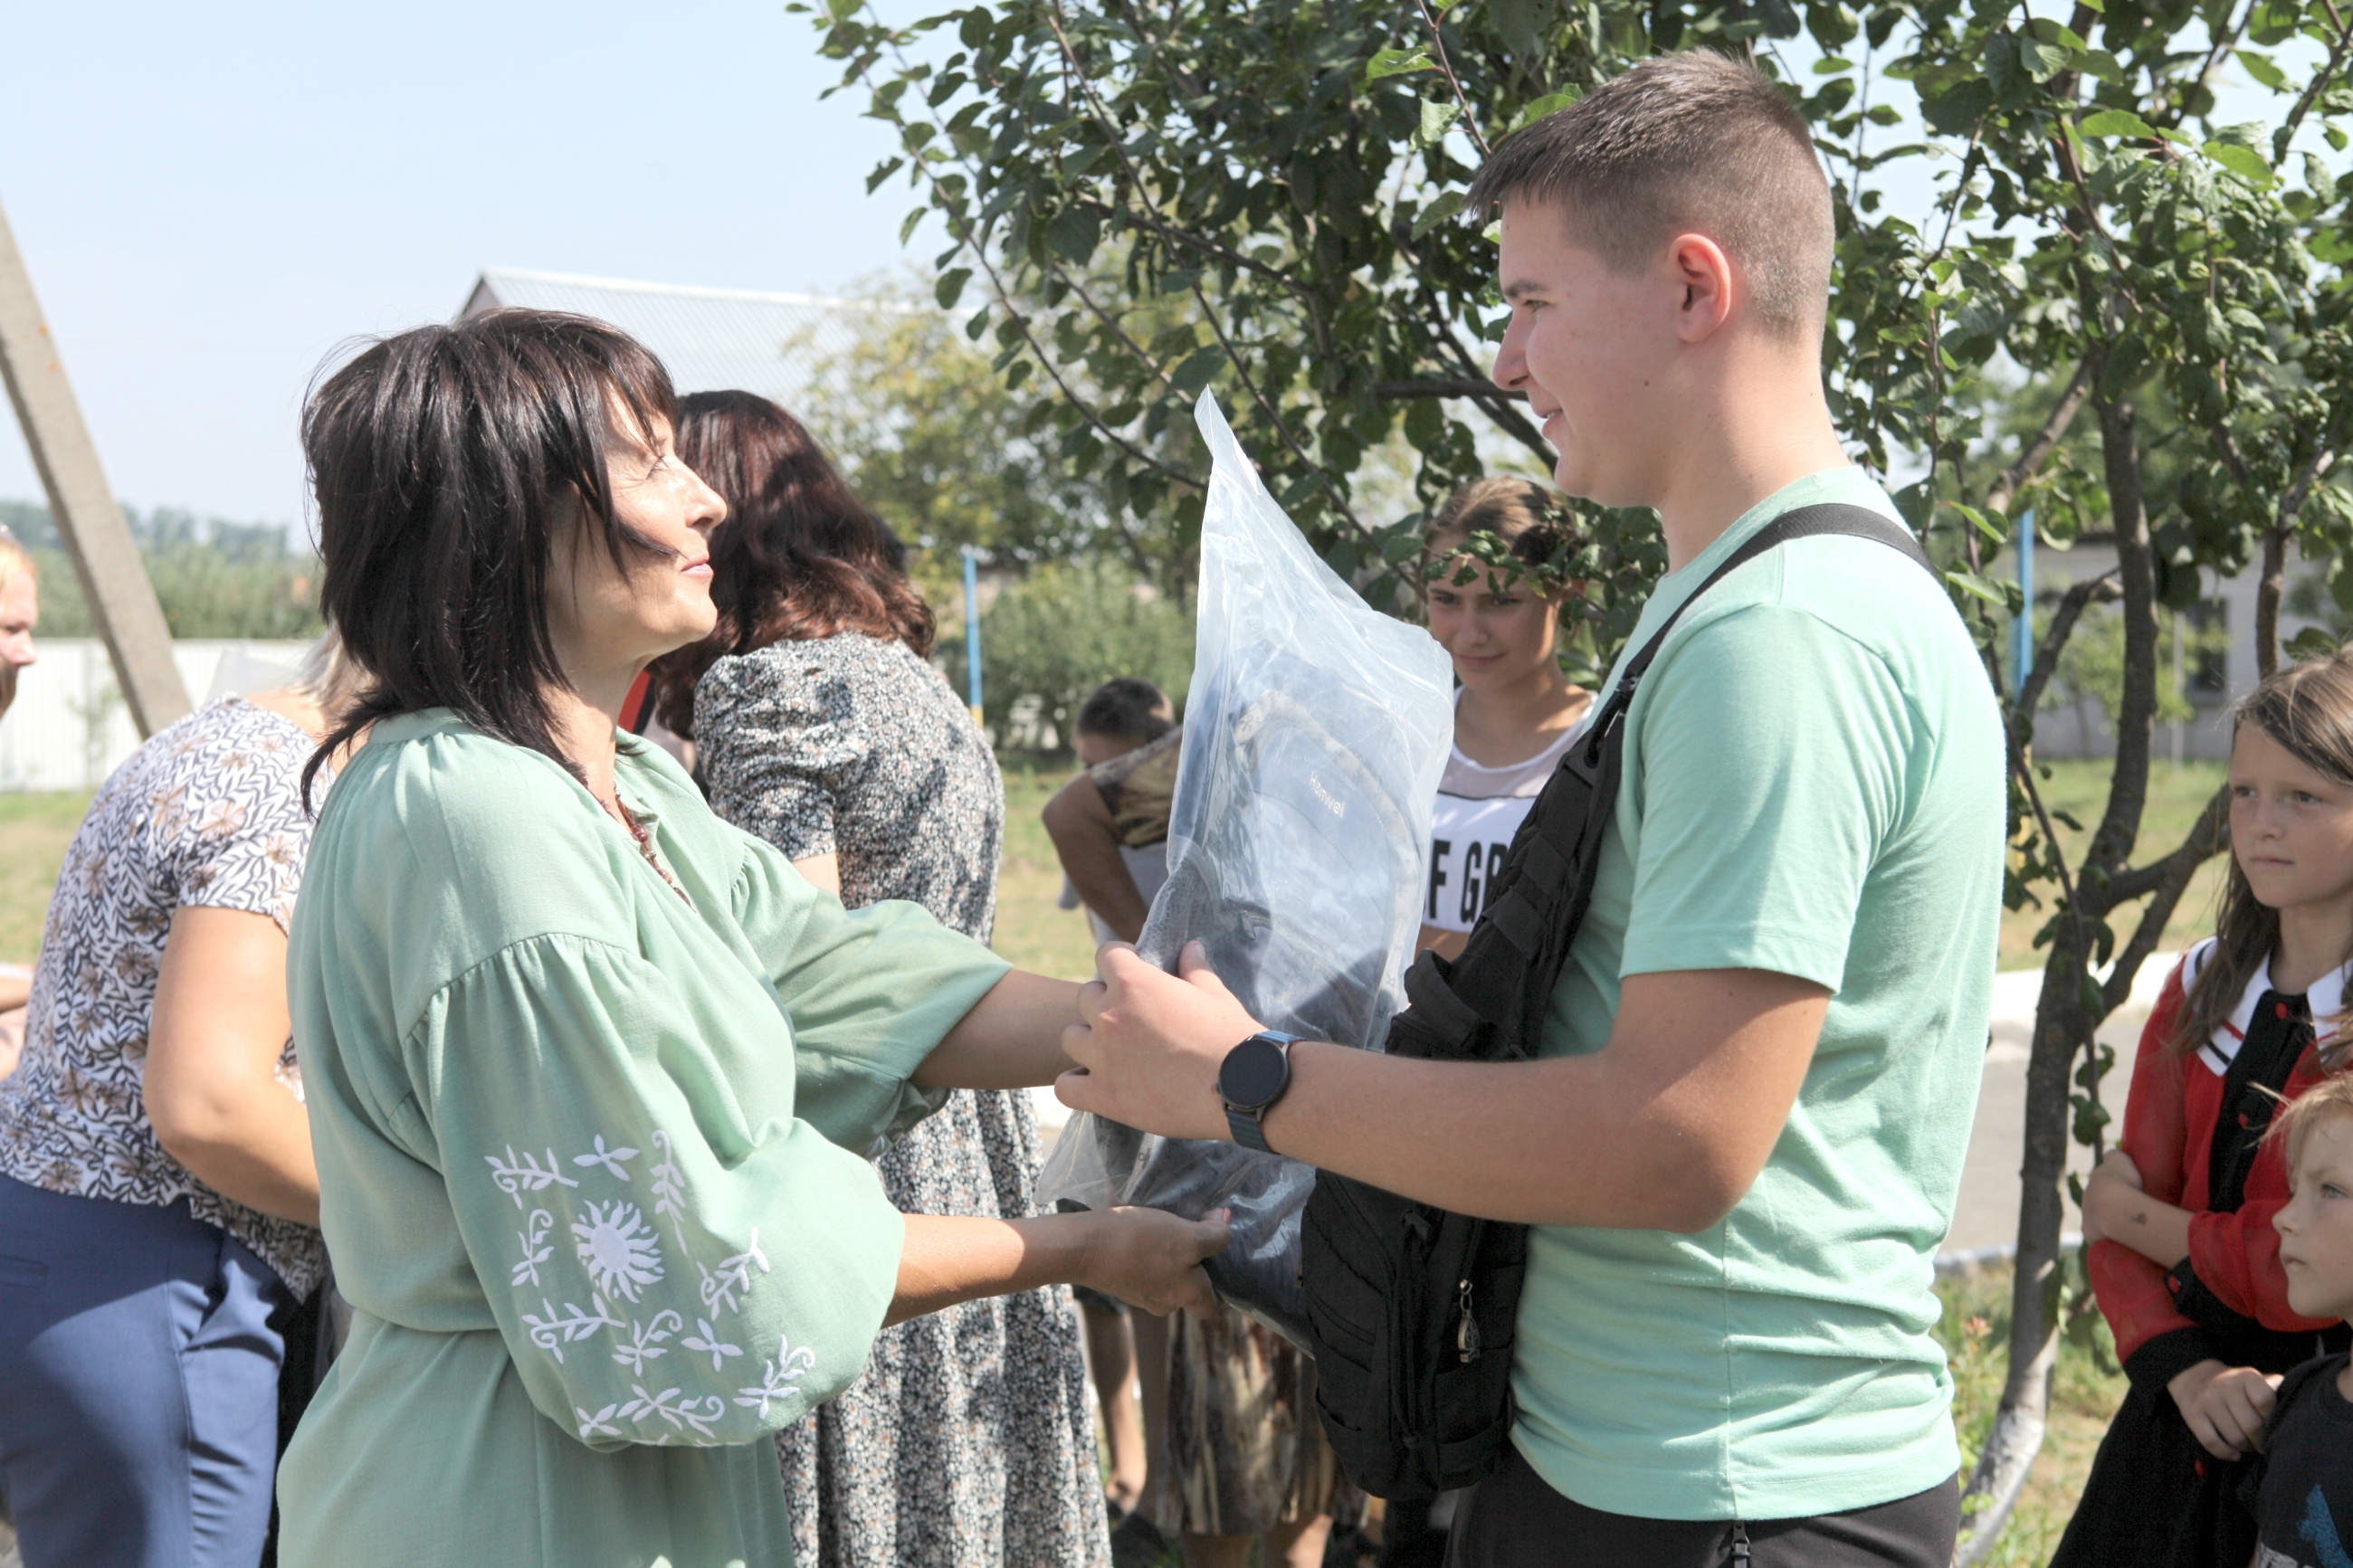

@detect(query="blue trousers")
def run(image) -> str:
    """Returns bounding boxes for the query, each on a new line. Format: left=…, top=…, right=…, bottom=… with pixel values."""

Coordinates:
left=0, top=1175, right=292, bottom=1568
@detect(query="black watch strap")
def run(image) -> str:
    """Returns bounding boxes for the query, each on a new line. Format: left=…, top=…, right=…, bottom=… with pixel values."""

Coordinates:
left=1222, top=1031, right=1300, bottom=1154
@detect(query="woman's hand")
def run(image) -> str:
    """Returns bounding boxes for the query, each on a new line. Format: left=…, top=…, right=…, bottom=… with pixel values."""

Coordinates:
left=2167, top=1359, right=2282, bottom=1459
left=1071, top=1205, right=1231, bottom=1319
left=2080, top=1149, right=2144, bottom=1245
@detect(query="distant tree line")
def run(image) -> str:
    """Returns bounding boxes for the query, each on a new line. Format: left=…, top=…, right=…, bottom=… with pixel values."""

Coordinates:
left=0, top=500, right=323, bottom=641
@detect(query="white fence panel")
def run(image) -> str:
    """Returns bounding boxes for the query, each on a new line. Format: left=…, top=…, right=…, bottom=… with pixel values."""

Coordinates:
left=0, top=640, right=313, bottom=793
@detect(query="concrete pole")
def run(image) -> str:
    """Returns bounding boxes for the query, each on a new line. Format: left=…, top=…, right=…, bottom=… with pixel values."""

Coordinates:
left=0, top=197, right=188, bottom=737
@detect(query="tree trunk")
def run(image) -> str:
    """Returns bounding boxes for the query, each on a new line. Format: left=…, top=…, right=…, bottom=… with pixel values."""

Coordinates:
left=1955, top=395, right=2164, bottom=1564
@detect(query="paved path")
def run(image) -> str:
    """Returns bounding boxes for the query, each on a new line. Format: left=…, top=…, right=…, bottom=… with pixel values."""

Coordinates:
left=1944, top=956, right=2169, bottom=1258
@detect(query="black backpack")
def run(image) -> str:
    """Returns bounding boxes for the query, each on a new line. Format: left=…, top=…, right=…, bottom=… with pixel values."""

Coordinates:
left=1299, top=504, right=1939, bottom=1500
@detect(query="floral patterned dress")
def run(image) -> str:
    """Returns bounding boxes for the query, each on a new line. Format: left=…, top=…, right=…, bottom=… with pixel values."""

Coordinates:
left=697, top=632, right=1112, bottom=1568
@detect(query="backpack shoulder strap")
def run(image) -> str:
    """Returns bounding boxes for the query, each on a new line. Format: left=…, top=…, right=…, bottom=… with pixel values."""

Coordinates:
left=1395, top=501, right=1938, bottom=1062
left=1613, top=501, right=1936, bottom=691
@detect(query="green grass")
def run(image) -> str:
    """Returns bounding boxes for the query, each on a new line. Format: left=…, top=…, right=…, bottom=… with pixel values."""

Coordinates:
left=1938, top=1263, right=2128, bottom=1565
left=0, top=792, right=89, bottom=965
left=2002, top=757, right=2229, bottom=971
left=992, top=765, right=1102, bottom=982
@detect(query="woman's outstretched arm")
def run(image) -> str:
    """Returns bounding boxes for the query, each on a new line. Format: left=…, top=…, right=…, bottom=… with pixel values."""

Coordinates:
left=915, top=970, right=1087, bottom=1090
left=888, top=1208, right=1228, bottom=1326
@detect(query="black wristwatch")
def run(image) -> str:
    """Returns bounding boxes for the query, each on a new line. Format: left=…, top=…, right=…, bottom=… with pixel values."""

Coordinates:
left=1219, top=1030, right=1301, bottom=1154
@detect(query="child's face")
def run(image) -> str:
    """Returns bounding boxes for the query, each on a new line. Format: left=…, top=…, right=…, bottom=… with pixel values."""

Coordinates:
left=1425, top=550, right=1563, bottom=692
left=2229, top=724, right=2353, bottom=916
left=2275, top=1107, right=2353, bottom=1321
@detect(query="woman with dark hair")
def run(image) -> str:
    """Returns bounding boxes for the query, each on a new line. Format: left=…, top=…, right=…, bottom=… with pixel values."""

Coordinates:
left=647, top=391, right=1110, bottom=1568
left=273, top=312, right=1226, bottom=1568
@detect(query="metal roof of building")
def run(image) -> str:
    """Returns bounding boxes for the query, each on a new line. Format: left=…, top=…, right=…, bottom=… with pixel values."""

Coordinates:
left=461, top=267, right=919, bottom=412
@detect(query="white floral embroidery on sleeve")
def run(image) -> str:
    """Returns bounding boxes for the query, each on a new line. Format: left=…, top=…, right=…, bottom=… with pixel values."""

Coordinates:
left=681, top=1317, right=742, bottom=1372
left=734, top=1340, right=820, bottom=1419
left=487, top=1146, right=581, bottom=1209
left=576, top=1404, right=624, bottom=1441
left=647, top=1130, right=689, bottom=1250
left=612, top=1310, right=682, bottom=1374
left=573, top=1200, right=664, bottom=1303
left=521, top=1296, right=624, bottom=1364
left=572, top=1134, right=638, bottom=1182
left=511, top=1210, right=554, bottom=1288
left=620, top=1383, right=728, bottom=1437
left=696, top=1228, right=771, bottom=1317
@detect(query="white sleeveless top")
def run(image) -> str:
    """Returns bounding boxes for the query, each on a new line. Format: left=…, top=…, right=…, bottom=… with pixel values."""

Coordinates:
left=1425, top=693, right=1586, bottom=934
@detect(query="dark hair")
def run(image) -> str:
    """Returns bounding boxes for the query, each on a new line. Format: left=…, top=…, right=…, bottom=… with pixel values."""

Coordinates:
left=646, top=391, right=934, bottom=738
left=300, top=309, right=679, bottom=800
left=1076, top=678, right=1175, bottom=744
left=1465, top=51, right=1833, bottom=339
left=2175, top=648, right=2353, bottom=1068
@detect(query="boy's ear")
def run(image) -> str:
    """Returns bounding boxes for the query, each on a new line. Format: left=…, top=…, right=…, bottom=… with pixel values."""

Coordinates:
left=1668, top=233, right=1737, bottom=345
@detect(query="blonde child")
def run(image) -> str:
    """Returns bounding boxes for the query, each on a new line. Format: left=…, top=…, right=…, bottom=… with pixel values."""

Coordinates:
left=2244, top=1074, right=2353, bottom=1564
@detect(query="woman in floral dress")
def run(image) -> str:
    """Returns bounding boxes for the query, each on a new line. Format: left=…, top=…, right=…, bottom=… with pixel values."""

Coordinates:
left=650, top=390, right=1112, bottom=1568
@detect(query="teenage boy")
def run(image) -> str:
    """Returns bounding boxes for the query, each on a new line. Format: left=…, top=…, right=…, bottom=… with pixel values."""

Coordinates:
left=1056, top=49, right=2005, bottom=1568
left=2251, top=1074, right=2353, bottom=1565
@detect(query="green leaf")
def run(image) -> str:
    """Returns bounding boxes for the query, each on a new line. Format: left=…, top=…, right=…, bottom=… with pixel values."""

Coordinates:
left=1168, top=346, right=1224, bottom=397
left=1951, top=502, right=2010, bottom=545
left=935, top=268, right=973, bottom=309
left=2235, top=48, right=2287, bottom=89
left=1507, top=89, right=1579, bottom=134
left=1945, top=569, right=2008, bottom=604
left=1922, top=78, right=1995, bottom=136
left=1047, top=204, right=1101, bottom=262
left=2205, top=139, right=2276, bottom=186
left=1364, top=46, right=1435, bottom=82
left=1413, top=99, right=1462, bottom=150
left=2077, top=108, right=2156, bottom=138
left=1411, top=189, right=1468, bottom=238
left=2288, top=626, right=2342, bottom=662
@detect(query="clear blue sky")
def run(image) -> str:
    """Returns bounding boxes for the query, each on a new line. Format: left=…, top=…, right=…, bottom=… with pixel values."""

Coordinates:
left=0, top=0, right=917, bottom=532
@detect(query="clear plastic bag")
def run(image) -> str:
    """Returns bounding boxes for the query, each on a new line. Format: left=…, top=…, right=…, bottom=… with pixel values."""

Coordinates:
left=1038, top=391, right=1453, bottom=1347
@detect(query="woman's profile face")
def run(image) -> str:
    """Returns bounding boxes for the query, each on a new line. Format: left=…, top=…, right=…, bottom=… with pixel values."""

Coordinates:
left=549, top=412, right=727, bottom=676
left=1424, top=546, right=1561, bottom=693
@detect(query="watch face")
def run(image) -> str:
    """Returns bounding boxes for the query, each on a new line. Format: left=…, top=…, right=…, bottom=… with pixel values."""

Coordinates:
left=1219, top=1036, right=1289, bottom=1110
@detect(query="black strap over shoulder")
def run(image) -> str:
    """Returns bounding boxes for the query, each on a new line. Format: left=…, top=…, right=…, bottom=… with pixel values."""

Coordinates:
left=1304, top=501, right=1943, bottom=1501
left=1392, top=501, right=1937, bottom=1067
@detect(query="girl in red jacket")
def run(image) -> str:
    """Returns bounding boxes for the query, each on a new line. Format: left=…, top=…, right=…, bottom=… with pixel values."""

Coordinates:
left=2051, top=651, right=2353, bottom=1568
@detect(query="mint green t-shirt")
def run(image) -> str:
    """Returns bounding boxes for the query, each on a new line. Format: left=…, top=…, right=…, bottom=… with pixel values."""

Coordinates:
left=1511, top=469, right=2005, bottom=1520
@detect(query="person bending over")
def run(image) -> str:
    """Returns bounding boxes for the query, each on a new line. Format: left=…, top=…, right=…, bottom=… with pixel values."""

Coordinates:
left=1059, top=52, right=2005, bottom=1568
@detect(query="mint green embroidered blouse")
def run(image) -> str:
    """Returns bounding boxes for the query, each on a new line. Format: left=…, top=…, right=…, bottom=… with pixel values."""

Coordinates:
left=277, top=711, right=1013, bottom=1568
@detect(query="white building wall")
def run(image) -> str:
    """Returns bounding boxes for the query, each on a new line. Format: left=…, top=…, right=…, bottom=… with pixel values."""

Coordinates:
left=0, top=640, right=312, bottom=793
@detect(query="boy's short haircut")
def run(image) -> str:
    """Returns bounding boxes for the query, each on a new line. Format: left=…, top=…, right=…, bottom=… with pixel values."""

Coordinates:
left=1077, top=678, right=1176, bottom=744
left=2268, top=1072, right=2353, bottom=1174
left=1465, top=50, right=1834, bottom=340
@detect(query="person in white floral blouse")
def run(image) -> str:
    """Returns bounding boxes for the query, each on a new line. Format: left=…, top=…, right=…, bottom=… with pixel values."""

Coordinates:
left=0, top=635, right=361, bottom=1568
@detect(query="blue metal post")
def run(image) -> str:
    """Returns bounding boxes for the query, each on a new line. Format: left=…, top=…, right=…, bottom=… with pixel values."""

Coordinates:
left=962, top=546, right=984, bottom=726
left=2011, top=509, right=2035, bottom=700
